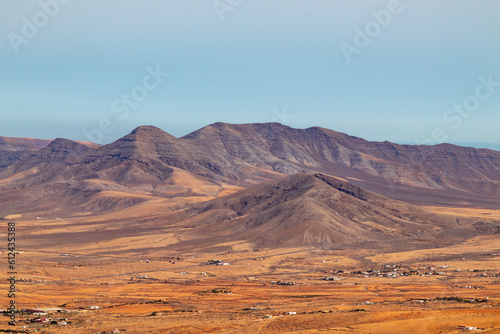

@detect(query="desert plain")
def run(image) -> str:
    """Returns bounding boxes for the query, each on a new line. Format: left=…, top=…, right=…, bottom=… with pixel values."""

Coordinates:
left=1, top=206, right=499, bottom=333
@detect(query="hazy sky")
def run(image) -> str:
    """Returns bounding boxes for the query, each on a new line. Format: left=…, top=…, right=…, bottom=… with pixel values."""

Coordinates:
left=1, top=0, right=499, bottom=149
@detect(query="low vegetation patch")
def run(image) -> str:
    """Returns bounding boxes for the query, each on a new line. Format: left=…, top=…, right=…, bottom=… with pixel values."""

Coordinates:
left=197, top=288, right=231, bottom=294
left=145, top=299, right=169, bottom=304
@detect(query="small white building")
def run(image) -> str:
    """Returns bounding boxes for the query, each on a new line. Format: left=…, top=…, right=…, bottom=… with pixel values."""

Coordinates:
left=33, top=312, right=48, bottom=316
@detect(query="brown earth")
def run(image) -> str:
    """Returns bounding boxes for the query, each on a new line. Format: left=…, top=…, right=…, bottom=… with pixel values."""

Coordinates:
left=1, top=193, right=499, bottom=332
left=0, top=229, right=499, bottom=333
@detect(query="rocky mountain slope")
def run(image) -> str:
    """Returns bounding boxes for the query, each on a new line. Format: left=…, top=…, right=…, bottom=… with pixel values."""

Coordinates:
left=0, top=123, right=499, bottom=217
left=148, top=173, right=497, bottom=251
left=184, top=122, right=500, bottom=207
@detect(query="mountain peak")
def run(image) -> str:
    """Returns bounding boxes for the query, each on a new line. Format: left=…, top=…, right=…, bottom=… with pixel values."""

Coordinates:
left=117, top=125, right=177, bottom=144
left=130, top=125, right=174, bottom=136
left=313, top=173, right=368, bottom=201
left=183, top=122, right=298, bottom=140
left=46, top=138, right=94, bottom=153
left=184, top=172, right=432, bottom=247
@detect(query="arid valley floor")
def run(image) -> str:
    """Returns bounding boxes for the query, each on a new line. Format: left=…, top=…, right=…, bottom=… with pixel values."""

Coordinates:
left=1, top=207, right=499, bottom=333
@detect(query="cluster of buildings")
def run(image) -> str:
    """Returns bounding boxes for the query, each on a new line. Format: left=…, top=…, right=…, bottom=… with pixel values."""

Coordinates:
left=458, top=325, right=479, bottom=331
left=322, top=264, right=490, bottom=279
left=16, top=309, right=69, bottom=326
left=206, top=259, right=230, bottom=266
left=272, top=280, right=295, bottom=285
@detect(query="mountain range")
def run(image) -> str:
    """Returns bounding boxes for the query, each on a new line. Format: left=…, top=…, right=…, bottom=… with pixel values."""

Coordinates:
left=1, top=122, right=499, bottom=250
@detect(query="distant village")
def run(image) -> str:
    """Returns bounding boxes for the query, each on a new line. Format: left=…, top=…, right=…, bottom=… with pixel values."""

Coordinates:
left=1, top=257, right=497, bottom=332
left=319, top=263, right=498, bottom=282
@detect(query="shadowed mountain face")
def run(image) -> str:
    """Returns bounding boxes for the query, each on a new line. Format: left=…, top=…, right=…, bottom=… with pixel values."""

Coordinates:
left=0, top=137, right=53, bottom=169
left=153, top=173, right=494, bottom=250
left=0, top=123, right=499, bottom=217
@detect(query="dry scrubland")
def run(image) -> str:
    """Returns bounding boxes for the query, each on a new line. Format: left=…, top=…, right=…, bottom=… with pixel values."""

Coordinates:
left=1, top=211, right=499, bottom=333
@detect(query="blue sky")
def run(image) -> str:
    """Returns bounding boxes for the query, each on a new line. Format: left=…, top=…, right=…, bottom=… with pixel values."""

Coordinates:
left=1, top=0, right=499, bottom=149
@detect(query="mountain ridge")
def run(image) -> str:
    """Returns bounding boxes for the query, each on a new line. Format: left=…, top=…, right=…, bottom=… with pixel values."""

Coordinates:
left=1, top=122, right=499, bottom=217
left=154, top=172, right=491, bottom=251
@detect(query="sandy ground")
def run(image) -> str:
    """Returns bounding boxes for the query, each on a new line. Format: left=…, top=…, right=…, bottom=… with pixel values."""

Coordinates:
left=1, top=241, right=499, bottom=333
left=1, top=204, right=499, bottom=333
